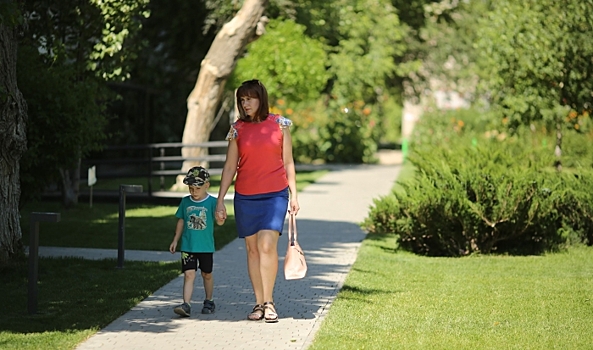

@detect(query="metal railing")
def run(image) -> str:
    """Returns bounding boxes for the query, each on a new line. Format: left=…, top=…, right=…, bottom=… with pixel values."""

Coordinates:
left=82, top=141, right=228, bottom=196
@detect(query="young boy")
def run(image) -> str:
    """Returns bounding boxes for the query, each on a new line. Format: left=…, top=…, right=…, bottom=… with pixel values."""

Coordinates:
left=170, top=166, right=225, bottom=317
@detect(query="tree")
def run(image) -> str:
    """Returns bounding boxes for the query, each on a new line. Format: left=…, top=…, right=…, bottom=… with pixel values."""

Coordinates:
left=400, top=0, right=485, bottom=103
left=19, top=0, right=150, bottom=206
left=230, top=19, right=329, bottom=104
left=177, top=0, right=269, bottom=187
left=475, top=0, right=593, bottom=169
left=0, top=0, right=27, bottom=264
left=328, top=0, right=406, bottom=104
left=17, top=45, right=107, bottom=206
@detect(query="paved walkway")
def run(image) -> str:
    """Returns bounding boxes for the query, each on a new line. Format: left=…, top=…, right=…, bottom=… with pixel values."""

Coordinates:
left=40, top=164, right=401, bottom=350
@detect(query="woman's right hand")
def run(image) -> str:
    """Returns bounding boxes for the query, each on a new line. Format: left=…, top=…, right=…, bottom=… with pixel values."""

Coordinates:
left=216, top=203, right=227, bottom=220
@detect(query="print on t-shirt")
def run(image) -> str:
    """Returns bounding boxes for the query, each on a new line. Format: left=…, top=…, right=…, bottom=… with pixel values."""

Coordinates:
left=187, top=206, right=207, bottom=230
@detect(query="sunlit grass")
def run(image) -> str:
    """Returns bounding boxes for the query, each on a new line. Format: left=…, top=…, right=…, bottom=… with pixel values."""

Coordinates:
left=309, top=234, right=593, bottom=350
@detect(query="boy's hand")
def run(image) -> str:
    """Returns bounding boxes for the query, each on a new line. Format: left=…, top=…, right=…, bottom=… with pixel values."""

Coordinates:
left=216, top=204, right=227, bottom=220
left=169, top=241, right=177, bottom=254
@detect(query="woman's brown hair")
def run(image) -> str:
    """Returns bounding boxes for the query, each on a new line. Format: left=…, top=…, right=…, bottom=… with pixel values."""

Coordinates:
left=236, top=79, right=270, bottom=122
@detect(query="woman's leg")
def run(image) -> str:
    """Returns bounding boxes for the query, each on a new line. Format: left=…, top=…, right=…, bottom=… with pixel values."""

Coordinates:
left=244, top=234, right=263, bottom=304
left=257, top=230, right=279, bottom=303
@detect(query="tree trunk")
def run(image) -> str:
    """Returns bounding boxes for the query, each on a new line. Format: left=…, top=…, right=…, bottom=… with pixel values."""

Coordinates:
left=175, top=0, right=268, bottom=189
left=0, top=15, right=28, bottom=264
left=554, top=121, right=562, bottom=171
left=59, top=157, right=81, bottom=208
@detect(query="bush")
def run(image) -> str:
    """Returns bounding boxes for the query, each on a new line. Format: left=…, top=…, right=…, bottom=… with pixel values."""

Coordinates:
left=281, top=99, right=379, bottom=164
left=319, top=105, right=378, bottom=164
left=364, top=137, right=593, bottom=256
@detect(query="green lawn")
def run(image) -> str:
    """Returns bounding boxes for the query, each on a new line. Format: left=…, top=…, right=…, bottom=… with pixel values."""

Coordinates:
left=0, top=258, right=180, bottom=350
left=309, top=234, right=593, bottom=349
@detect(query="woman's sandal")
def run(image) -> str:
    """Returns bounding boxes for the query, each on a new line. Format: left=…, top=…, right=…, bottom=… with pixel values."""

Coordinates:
left=248, top=304, right=264, bottom=321
left=263, top=301, right=279, bottom=323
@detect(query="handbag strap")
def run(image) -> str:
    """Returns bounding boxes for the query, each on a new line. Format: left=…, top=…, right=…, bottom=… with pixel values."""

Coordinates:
left=288, top=213, right=298, bottom=246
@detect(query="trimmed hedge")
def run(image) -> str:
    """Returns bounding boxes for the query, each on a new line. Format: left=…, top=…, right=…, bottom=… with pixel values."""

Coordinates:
left=364, top=110, right=593, bottom=256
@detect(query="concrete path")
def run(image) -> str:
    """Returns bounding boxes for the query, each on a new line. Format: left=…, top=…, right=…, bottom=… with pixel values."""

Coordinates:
left=40, top=164, right=401, bottom=350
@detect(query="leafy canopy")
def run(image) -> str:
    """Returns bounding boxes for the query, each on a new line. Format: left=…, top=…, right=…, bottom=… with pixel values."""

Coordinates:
left=475, top=0, right=593, bottom=126
left=231, top=18, right=329, bottom=103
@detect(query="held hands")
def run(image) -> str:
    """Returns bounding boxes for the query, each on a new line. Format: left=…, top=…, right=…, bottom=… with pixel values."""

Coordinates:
left=216, top=203, right=227, bottom=221
left=215, top=213, right=226, bottom=226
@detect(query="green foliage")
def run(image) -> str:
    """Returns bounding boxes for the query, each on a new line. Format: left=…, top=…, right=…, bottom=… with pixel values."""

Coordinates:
left=408, top=0, right=487, bottom=100
left=281, top=99, right=329, bottom=163
left=274, top=98, right=380, bottom=164
left=231, top=18, right=329, bottom=103
left=367, top=141, right=593, bottom=256
left=376, top=93, right=402, bottom=146
left=475, top=0, right=593, bottom=127
left=328, top=0, right=406, bottom=104
left=233, top=1, right=412, bottom=163
left=17, top=45, right=108, bottom=205
left=107, top=0, right=220, bottom=144
left=319, top=102, right=378, bottom=163
left=0, top=0, right=24, bottom=27
left=24, top=0, right=150, bottom=80
left=364, top=110, right=593, bottom=256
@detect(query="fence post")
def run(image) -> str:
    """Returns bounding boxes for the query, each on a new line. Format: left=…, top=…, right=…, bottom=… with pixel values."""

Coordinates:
left=28, top=212, right=61, bottom=315
left=117, top=185, right=143, bottom=268
left=147, top=146, right=153, bottom=197
left=160, top=147, right=165, bottom=191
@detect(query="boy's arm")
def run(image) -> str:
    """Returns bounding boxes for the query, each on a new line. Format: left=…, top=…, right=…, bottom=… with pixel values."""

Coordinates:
left=169, top=218, right=184, bottom=253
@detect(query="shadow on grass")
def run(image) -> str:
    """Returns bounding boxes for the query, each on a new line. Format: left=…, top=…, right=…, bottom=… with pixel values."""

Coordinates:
left=363, top=233, right=399, bottom=254
left=339, top=284, right=401, bottom=298
left=0, top=257, right=180, bottom=335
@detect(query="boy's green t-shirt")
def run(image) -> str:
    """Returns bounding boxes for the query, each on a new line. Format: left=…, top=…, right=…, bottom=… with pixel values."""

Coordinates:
left=175, top=194, right=217, bottom=253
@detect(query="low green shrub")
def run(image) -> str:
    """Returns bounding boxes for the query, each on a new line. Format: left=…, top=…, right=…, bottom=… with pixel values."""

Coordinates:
left=364, top=138, right=593, bottom=256
left=288, top=100, right=379, bottom=164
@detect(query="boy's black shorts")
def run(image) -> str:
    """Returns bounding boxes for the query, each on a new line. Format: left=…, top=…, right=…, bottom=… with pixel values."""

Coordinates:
left=180, top=252, right=213, bottom=274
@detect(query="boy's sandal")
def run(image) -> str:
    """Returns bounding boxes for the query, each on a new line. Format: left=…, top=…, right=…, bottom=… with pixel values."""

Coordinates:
left=248, top=304, right=264, bottom=321
left=263, top=301, right=279, bottom=323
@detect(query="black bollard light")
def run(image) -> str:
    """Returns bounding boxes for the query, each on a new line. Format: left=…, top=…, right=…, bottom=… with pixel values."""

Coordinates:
left=28, top=212, right=61, bottom=315
left=117, top=184, right=143, bottom=268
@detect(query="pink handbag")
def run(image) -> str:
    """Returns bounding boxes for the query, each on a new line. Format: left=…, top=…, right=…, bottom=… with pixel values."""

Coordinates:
left=284, top=213, right=307, bottom=280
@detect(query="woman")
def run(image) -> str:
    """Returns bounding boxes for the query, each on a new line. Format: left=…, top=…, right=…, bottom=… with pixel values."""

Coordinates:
left=216, top=79, right=300, bottom=323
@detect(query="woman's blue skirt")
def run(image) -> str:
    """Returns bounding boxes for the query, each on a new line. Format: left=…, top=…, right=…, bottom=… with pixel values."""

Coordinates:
left=234, top=187, right=289, bottom=238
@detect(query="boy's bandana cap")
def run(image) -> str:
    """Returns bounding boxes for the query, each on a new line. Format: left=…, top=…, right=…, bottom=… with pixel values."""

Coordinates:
left=183, top=166, right=210, bottom=187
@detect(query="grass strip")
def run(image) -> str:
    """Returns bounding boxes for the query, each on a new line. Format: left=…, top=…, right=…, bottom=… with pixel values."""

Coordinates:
left=20, top=202, right=237, bottom=251
left=309, top=234, right=593, bottom=350
left=0, top=257, right=180, bottom=350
